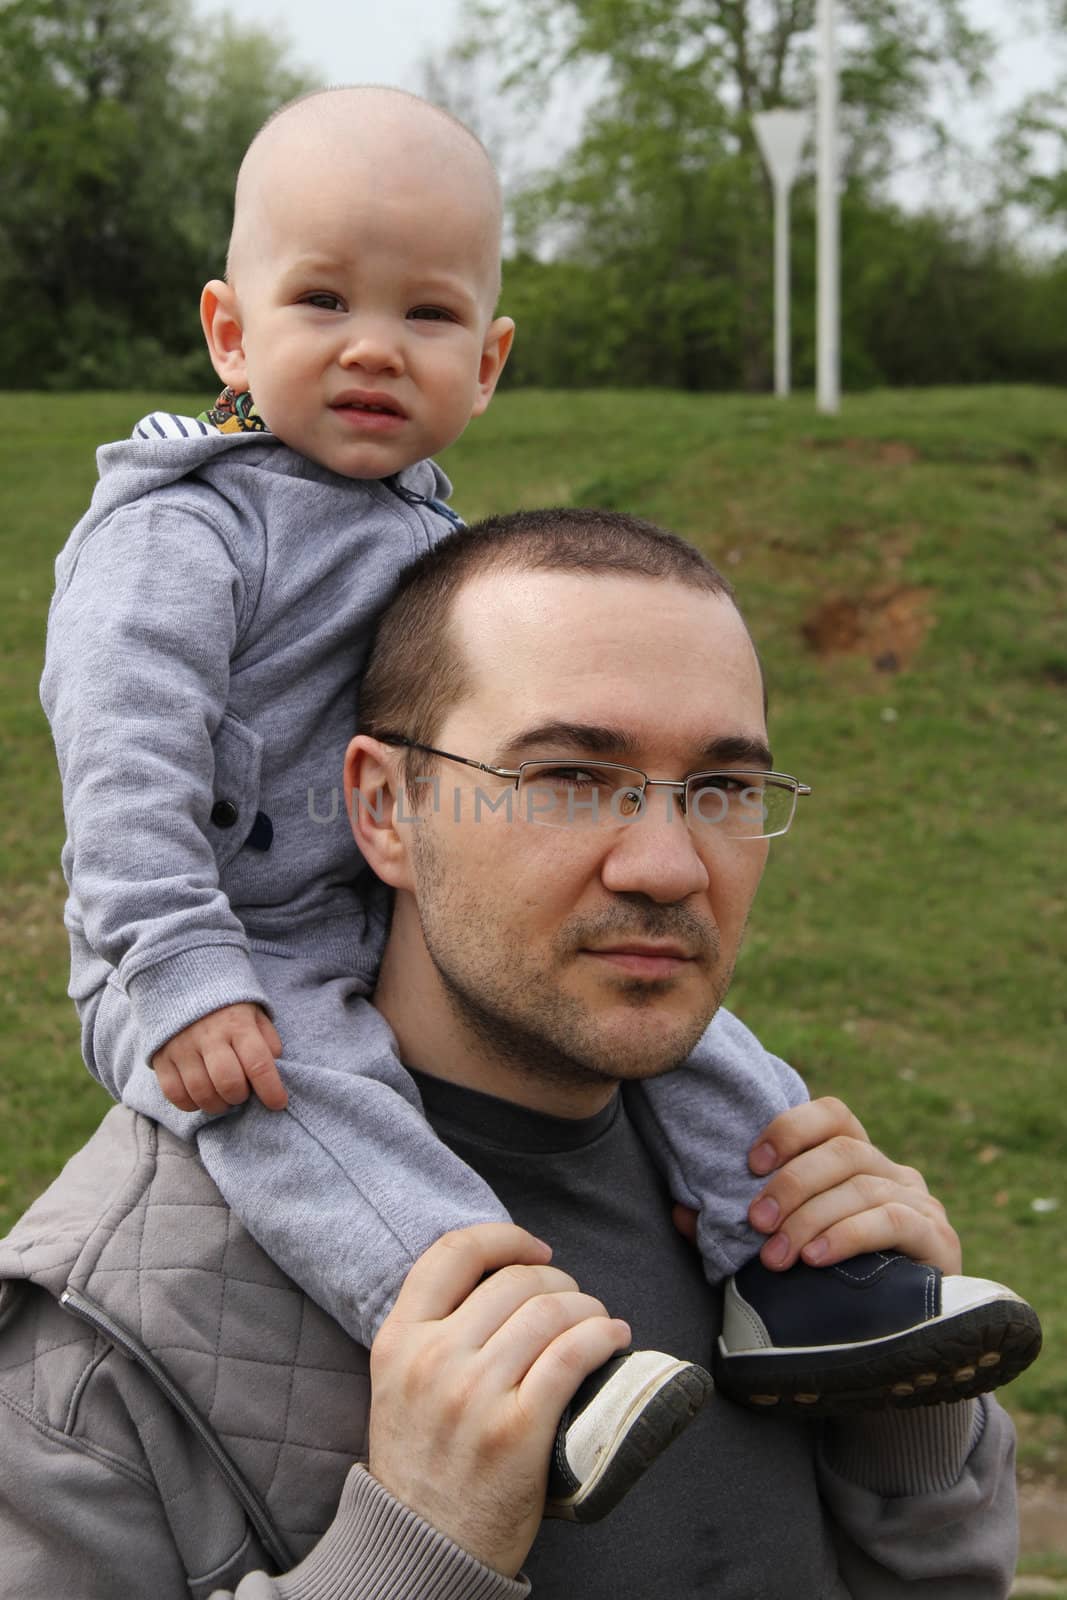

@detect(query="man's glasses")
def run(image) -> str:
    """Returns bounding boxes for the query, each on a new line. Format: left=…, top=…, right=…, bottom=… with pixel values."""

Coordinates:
left=380, top=737, right=811, bottom=840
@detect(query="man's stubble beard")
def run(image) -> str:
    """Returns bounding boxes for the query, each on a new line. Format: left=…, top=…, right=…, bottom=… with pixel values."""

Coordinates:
left=410, top=828, right=737, bottom=1096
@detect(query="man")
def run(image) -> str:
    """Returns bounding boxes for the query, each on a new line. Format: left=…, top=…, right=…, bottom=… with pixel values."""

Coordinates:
left=0, top=509, right=1018, bottom=1597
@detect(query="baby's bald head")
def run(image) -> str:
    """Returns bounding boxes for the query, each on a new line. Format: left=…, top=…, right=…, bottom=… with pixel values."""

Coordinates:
left=226, top=86, right=503, bottom=304
left=200, top=82, right=514, bottom=477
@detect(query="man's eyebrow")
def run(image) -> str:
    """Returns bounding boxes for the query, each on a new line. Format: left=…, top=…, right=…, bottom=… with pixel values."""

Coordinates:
left=496, top=723, right=774, bottom=771
left=496, top=722, right=641, bottom=762
left=696, top=734, right=775, bottom=770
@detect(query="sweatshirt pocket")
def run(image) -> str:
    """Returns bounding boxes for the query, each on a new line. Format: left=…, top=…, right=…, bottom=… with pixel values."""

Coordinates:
left=205, top=710, right=265, bottom=871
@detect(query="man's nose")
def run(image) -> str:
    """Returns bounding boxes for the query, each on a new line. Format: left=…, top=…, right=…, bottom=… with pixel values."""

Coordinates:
left=598, top=796, right=710, bottom=903
left=339, top=319, right=405, bottom=375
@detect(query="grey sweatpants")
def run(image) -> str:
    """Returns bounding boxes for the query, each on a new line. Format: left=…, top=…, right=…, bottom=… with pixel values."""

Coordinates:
left=81, top=942, right=806, bottom=1348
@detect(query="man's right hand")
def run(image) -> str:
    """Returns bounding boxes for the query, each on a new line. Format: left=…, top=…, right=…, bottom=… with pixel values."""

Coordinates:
left=368, top=1224, right=631, bottom=1578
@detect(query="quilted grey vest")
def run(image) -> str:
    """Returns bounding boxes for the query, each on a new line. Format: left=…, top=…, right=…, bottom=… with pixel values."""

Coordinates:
left=0, top=1106, right=369, bottom=1577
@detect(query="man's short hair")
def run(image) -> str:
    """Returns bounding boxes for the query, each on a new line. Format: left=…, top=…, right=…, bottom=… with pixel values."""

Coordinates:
left=359, top=507, right=743, bottom=787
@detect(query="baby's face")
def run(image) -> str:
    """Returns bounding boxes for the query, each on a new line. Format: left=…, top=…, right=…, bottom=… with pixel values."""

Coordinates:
left=218, top=148, right=510, bottom=479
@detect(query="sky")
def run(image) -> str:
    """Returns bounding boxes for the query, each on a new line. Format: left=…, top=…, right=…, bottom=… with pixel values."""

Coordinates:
left=190, top=0, right=1066, bottom=216
left=200, top=0, right=468, bottom=91
left=191, top=0, right=1062, bottom=106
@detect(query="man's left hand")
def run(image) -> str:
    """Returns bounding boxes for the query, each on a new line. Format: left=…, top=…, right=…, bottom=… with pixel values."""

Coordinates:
left=738, top=1096, right=961, bottom=1275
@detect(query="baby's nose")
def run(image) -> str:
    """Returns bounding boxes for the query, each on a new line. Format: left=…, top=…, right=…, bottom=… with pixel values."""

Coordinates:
left=340, top=322, right=405, bottom=374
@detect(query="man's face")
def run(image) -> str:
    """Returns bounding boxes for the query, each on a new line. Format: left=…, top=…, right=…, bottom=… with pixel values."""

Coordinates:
left=396, top=571, right=771, bottom=1096
left=217, top=139, right=511, bottom=479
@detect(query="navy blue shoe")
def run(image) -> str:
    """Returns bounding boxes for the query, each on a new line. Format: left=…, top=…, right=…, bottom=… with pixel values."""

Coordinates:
left=545, top=1350, right=714, bottom=1522
left=714, top=1251, right=1041, bottom=1416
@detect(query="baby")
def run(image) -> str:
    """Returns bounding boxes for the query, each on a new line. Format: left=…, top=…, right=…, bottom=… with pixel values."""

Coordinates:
left=42, top=85, right=1039, bottom=1526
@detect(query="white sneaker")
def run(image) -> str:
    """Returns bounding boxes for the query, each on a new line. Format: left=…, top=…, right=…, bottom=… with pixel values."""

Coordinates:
left=545, top=1350, right=713, bottom=1522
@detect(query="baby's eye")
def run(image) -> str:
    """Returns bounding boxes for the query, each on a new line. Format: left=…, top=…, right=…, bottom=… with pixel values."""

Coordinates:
left=301, top=292, right=344, bottom=312
left=408, top=305, right=457, bottom=323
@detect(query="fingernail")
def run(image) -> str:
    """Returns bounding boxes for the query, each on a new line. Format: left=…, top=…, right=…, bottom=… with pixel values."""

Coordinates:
left=763, top=1233, right=789, bottom=1267
left=750, top=1196, right=780, bottom=1232
left=803, top=1238, right=830, bottom=1265
left=750, top=1142, right=777, bottom=1175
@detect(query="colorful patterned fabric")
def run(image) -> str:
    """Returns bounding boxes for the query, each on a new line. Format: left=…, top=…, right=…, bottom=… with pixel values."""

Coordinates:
left=198, top=386, right=269, bottom=434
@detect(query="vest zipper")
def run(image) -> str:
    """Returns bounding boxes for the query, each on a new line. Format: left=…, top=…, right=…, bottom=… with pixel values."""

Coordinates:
left=60, top=1284, right=293, bottom=1573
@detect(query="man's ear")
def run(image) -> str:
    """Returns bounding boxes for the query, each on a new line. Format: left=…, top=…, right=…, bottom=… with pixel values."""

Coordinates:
left=200, top=279, right=249, bottom=392
left=344, top=736, right=416, bottom=891
left=470, top=316, right=515, bottom=418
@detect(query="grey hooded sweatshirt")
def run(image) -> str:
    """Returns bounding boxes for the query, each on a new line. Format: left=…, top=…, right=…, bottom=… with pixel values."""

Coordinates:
left=40, top=422, right=459, bottom=1055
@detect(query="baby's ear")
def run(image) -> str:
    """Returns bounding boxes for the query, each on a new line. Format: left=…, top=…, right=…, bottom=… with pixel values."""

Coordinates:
left=471, top=316, right=515, bottom=417
left=201, top=280, right=249, bottom=391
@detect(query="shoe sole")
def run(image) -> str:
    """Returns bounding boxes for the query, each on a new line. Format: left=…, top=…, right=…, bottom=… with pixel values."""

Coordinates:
left=545, top=1361, right=714, bottom=1522
left=713, top=1299, right=1042, bottom=1416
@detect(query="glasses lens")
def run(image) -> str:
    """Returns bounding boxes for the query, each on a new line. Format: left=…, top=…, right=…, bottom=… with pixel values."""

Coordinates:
left=685, top=773, right=796, bottom=838
left=517, top=763, right=646, bottom=828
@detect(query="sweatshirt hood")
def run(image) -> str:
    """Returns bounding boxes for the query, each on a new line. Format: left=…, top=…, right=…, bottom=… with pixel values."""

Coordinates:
left=57, top=410, right=452, bottom=597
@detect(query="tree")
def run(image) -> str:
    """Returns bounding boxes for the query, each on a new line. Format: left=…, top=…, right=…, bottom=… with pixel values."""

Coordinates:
left=998, top=98, right=1067, bottom=243
left=183, top=19, right=320, bottom=281
left=456, top=0, right=995, bottom=390
left=0, top=0, right=317, bottom=387
left=497, top=187, right=1067, bottom=393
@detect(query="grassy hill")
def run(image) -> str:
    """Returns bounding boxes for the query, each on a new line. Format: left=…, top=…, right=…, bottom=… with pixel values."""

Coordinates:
left=1, top=385, right=1063, bottom=1489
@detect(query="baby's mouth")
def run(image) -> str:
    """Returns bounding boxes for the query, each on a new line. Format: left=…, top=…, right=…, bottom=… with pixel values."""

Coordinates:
left=332, top=391, right=406, bottom=419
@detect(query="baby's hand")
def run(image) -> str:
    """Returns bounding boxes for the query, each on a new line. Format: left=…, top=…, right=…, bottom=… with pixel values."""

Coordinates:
left=152, top=1003, right=287, bottom=1115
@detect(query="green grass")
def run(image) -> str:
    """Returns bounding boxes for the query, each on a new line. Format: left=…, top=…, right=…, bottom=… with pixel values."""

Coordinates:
left=1018, top=1553, right=1067, bottom=1578
left=2, top=387, right=1065, bottom=1500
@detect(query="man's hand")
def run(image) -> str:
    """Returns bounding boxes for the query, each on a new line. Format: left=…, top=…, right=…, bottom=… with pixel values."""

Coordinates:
left=743, top=1096, right=962, bottom=1274
left=368, top=1224, right=631, bottom=1579
left=152, top=1003, right=286, bottom=1114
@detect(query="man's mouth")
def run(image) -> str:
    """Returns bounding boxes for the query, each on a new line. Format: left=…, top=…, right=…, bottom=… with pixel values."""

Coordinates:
left=582, top=943, right=697, bottom=979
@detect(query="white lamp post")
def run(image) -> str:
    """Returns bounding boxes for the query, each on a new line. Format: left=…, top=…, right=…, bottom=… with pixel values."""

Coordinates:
left=753, top=109, right=810, bottom=399
left=816, top=0, right=841, bottom=415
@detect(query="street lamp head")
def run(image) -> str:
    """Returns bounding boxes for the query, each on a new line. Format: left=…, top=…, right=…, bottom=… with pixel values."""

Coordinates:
left=752, top=109, right=811, bottom=193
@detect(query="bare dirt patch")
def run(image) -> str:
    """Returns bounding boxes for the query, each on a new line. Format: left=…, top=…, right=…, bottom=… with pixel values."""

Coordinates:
left=1020, top=1479, right=1067, bottom=1567
left=801, top=585, right=934, bottom=673
left=802, top=436, right=922, bottom=467
left=1022, top=1481, right=1067, bottom=1550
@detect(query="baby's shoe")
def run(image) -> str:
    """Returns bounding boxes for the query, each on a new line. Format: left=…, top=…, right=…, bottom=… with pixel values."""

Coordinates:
left=714, top=1250, right=1041, bottom=1416
left=545, top=1349, right=713, bottom=1521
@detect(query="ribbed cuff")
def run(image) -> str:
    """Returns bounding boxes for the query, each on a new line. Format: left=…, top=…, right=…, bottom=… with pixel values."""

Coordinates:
left=272, top=1466, right=531, bottom=1599
left=123, top=942, right=271, bottom=1062
left=822, top=1398, right=984, bottom=1497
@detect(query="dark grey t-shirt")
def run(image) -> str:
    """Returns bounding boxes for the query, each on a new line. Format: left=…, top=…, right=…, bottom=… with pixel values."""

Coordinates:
left=415, top=1071, right=840, bottom=1600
